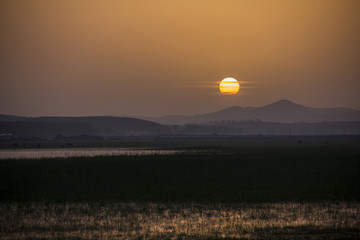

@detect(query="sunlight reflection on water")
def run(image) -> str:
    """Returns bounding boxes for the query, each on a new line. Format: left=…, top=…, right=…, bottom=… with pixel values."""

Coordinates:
left=0, top=148, right=186, bottom=160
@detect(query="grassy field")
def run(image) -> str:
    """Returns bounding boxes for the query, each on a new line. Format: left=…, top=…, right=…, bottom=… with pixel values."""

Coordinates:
left=0, top=144, right=359, bottom=239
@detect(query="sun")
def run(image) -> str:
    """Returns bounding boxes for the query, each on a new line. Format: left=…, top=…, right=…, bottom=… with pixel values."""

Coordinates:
left=219, top=77, right=240, bottom=95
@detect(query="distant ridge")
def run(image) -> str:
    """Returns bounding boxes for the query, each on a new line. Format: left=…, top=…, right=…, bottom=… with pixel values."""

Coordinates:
left=0, top=116, right=169, bottom=138
left=2, top=99, right=360, bottom=129
left=146, top=99, right=360, bottom=124
left=0, top=114, right=27, bottom=122
left=28, top=116, right=168, bottom=135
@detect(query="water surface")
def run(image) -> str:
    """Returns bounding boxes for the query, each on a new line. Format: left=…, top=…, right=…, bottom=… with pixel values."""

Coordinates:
left=0, top=148, right=185, bottom=159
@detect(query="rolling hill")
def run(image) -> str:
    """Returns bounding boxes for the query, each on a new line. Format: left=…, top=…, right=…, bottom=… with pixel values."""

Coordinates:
left=0, top=116, right=169, bottom=138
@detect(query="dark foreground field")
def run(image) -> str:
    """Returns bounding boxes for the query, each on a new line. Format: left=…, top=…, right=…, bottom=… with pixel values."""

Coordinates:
left=0, top=144, right=359, bottom=239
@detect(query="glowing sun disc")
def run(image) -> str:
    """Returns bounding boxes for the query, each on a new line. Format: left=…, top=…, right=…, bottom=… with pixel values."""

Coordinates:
left=219, top=77, right=240, bottom=95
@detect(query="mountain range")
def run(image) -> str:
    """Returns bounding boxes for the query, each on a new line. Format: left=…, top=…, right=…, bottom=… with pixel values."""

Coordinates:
left=145, top=99, right=360, bottom=125
left=1, top=99, right=360, bottom=138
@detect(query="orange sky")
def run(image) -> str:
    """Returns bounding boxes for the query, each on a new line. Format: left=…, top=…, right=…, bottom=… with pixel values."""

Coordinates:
left=1, top=0, right=359, bottom=117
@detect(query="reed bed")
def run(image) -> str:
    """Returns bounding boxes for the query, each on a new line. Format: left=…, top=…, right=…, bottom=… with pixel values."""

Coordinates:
left=1, top=202, right=359, bottom=239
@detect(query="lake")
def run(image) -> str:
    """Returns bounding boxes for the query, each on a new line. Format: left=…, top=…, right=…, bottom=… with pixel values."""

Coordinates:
left=0, top=148, right=187, bottom=159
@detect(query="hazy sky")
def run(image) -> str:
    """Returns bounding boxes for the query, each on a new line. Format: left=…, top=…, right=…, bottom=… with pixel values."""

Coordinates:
left=1, top=0, right=359, bottom=117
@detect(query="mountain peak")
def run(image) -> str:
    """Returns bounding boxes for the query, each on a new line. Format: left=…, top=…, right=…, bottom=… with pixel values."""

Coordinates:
left=263, top=99, right=304, bottom=109
left=272, top=99, right=296, bottom=105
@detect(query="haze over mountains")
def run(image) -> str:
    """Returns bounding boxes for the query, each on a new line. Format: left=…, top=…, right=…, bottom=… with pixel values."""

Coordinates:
left=146, top=99, right=360, bottom=125
left=1, top=99, right=360, bottom=138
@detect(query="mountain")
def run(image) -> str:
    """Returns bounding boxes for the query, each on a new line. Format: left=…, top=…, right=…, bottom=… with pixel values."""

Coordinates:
left=0, top=121, right=93, bottom=139
left=148, top=99, right=360, bottom=124
left=1, top=99, right=359, bottom=138
left=0, top=116, right=169, bottom=138
left=24, top=116, right=168, bottom=133
left=0, top=114, right=27, bottom=122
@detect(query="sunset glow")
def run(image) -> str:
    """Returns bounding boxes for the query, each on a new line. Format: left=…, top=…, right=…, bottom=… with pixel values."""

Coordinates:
left=0, top=0, right=359, bottom=116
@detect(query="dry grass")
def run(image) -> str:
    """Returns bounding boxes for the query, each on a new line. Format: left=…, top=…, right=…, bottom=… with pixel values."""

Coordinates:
left=1, top=202, right=359, bottom=239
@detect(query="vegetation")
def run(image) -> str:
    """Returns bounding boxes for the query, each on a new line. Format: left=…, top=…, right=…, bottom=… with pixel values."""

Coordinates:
left=1, top=202, right=359, bottom=239
left=0, top=144, right=359, bottom=239
left=0, top=145, right=359, bottom=203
